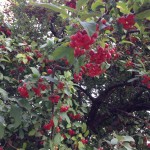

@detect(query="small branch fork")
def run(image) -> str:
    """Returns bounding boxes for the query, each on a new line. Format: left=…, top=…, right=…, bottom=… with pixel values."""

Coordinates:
left=75, top=79, right=150, bottom=133
left=97, top=6, right=113, bottom=23
left=50, top=15, right=65, bottom=38
left=115, top=109, right=145, bottom=123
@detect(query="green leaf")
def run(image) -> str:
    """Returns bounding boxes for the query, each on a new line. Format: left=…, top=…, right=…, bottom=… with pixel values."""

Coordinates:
left=52, top=46, right=74, bottom=64
left=119, top=40, right=135, bottom=45
left=60, top=113, right=70, bottom=124
left=31, top=41, right=37, bottom=49
left=23, top=142, right=27, bottom=149
left=127, top=69, right=140, bottom=72
left=116, top=1, right=130, bottom=14
left=10, top=105, right=22, bottom=128
left=73, top=121, right=81, bottom=128
left=115, top=134, right=126, bottom=141
left=122, top=142, right=132, bottom=150
left=0, top=116, right=5, bottom=124
left=53, top=116, right=58, bottom=127
left=0, top=88, right=8, bottom=100
left=82, top=123, right=87, bottom=133
left=18, top=43, right=27, bottom=46
left=84, top=130, right=89, bottom=137
left=71, top=136, right=77, bottom=141
left=137, top=59, right=146, bottom=71
left=54, top=133, right=61, bottom=145
left=91, top=0, right=103, bottom=11
left=67, top=123, right=71, bottom=128
left=0, top=64, right=5, bottom=70
left=136, top=9, right=150, bottom=19
left=60, top=5, right=76, bottom=13
left=0, top=58, right=10, bottom=63
left=74, top=59, right=80, bottom=74
left=77, top=0, right=88, bottom=10
left=101, top=62, right=110, bottom=70
left=64, top=71, right=72, bottom=79
left=5, top=47, right=12, bottom=52
left=78, top=133, right=83, bottom=138
left=23, top=58, right=28, bottom=64
left=78, top=141, right=85, bottom=149
left=0, top=123, right=5, bottom=139
left=79, top=21, right=96, bottom=36
left=111, top=138, right=118, bottom=145
left=78, top=12, right=100, bottom=20
left=74, top=56, right=85, bottom=73
left=64, top=88, right=71, bottom=96
left=127, top=77, right=139, bottom=83
left=18, top=99, right=31, bottom=111
left=40, top=43, right=47, bottom=49
left=33, top=3, right=68, bottom=18
left=19, top=129, right=24, bottom=139
left=122, top=136, right=135, bottom=142
left=30, top=67, right=40, bottom=78
left=16, top=53, right=26, bottom=58
left=29, top=129, right=36, bottom=136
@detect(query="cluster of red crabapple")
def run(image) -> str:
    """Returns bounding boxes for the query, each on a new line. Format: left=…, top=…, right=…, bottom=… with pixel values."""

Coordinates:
left=70, top=29, right=118, bottom=81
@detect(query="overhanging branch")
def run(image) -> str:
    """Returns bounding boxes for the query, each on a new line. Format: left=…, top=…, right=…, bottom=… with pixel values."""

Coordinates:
left=74, top=85, right=95, bottom=101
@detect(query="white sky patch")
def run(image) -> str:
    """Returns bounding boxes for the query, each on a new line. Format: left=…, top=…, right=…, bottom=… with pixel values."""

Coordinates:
left=0, top=0, right=8, bottom=11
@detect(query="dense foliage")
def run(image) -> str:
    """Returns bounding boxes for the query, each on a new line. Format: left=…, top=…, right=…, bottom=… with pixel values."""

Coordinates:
left=0, top=0, right=150, bottom=149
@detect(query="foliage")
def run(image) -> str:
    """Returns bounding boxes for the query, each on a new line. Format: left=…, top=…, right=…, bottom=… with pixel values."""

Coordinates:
left=0, top=0, right=150, bottom=149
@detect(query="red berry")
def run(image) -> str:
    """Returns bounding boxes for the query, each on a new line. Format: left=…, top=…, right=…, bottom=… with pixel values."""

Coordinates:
left=43, top=123, right=51, bottom=130
left=18, top=84, right=29, bottom=98
left=105, top=43, right=109, bottom=48
left=0, top=147, right=3, bottom=150
left=43, top=120, right=54, bottom=130
left=74, top=73, right=82, bottom=82
left=0, top=45, right=6, bottom=50
left=62, top=134, right=67, bottom=139
left=68, top=129, right=75, bottom=136
left=125, top=60, right=134, bottom=68
left=141, top=75, right=150, bottom=89
left=70, top=30, right=97, bottom=50
left=35, top=50, right=42, bottom=58
left=37, top=53, right=42, bottom=58
left=38, top=78, right=43, bottom=82
left=81, top=138, right=88, bottom=144
left=117, top=14, right=135, bottom=30
left=18, top=66, right=25, bottom=73
left=60, top=105, right=69, bottom=112
left=147, top=143, right=150, bottom=148
left=38, top=83, right=47, bottom=91
left=57, top=82, right=64, bottom=90
left=24, top=47, right=31, bottom=52
left=66, top=1, right=76, bottom=9
left=101, top=18, right=107, bottom=24
left=56, top=127, right=60, bottom=133
left=40, top=141, right=44, bottom=145
left=59, top=116, right=63, bottom=123
left=47, top=69, right=53, bottom=74
left=49, top=95, right=60, bottom=103
left=32, top=87, right=42, bottom=97
left=6, top=29, right=11, bottom=36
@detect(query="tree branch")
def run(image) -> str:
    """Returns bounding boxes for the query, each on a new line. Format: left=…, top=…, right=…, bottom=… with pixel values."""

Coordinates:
left=74, top=85, right=95, bottom=101
left=50, top=15, right=65, bottom=38
left=87, top=79, right=150, bottom=132
left=97, top=6, right=113, bottom=23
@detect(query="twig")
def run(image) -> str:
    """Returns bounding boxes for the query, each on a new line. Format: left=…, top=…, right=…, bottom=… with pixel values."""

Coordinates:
left=74, top=85, right=95, bottom=101
left=97, top=6, right=113, bottom=23
left=115, top=109, right=144, bottom=122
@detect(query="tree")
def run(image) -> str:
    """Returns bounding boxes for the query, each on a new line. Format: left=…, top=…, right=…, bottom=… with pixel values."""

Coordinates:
left=0, top=0, right=150, bottom=149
